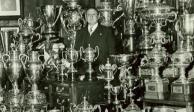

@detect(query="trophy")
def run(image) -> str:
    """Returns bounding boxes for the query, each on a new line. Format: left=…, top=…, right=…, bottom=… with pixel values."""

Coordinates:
left=23, top=51, right=46, bottom=111
left=18, top=14, right=41, bottom=37
left=65, top=44, right=80, bottom=82
left=111, top=54, right=136, bottom=86
left=60, top=0, right=85, bottom=46
left=2, top=50, right=27, bottom=111
left=70, top=96, right=101, bottom=112
left=80, top=44, right=99, bottom=81
left=176, top=14, right=194, bottom=52
left=41, top=5, right=62, bottom=34
left=111, top=54, right=137, bottom=101
left=99, top=58, right=117, bottom=104
left=98, top=1, right=123, bottom=27
left=117, top=0, right=137, bottom=52
left=111, top=86, right=121, bottom=106
left=138, top=1, right=177, bottom=100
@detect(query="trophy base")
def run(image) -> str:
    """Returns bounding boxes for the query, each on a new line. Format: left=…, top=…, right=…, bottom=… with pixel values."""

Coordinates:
left=24, top=90, right=47, bottom=107
left=144, top=79, right=169, bottom=100
left=170, top=80, right=194, bottom=102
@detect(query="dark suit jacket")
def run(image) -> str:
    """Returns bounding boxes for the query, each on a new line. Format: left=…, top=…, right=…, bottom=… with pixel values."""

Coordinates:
left=74, top=24, right=116, bottom=74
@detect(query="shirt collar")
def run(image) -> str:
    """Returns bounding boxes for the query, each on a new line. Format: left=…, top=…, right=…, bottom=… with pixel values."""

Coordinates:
left=88, top=23, right=98, bottom=32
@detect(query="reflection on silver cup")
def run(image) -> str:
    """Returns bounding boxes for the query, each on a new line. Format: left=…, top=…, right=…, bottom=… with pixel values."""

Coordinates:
left=121, top=0, right=136, bottom=18
left=41, top=5, right=62, bottom=34
left=182, top=14, right=194, bottom=36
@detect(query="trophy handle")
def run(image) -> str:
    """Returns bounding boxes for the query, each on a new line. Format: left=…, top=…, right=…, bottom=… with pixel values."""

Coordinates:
left=167, top=11, right=177, bottom=23
left=52, top=5, right=63, bottom=27
left=0, top=105, right=6, bottom=112
left=80, top=47, right=86, bottom=61
left=19, top=54, right=29, bottom=70
left=99, top=65, right=105, bottom=73
left=69, top=103, right=76, bottom=112
left=18, top=18, right=23, bottom=28
left=2, top=54, right=10, bottom=68
left=94, top=46, right=99, bottom=61
left=34, top=18, right=44, bottom=31
left=112, top=13, right=124, bottom=28
left=94, top=105, right=101, bottom=112
left=31, top=33, right=42, bottom=44
left=112, top=64, right=118, bottom=75
left=60, top=11, right=69, bottom=34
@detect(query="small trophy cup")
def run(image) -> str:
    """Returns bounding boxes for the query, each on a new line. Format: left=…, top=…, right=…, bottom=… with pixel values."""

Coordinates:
left=80, top=44, right=99, bottom=81
left=65, top=44, right=80, bottom=82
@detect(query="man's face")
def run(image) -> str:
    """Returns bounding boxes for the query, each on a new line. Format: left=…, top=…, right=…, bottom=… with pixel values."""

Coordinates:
left=86, top=9, right=98, bottom=25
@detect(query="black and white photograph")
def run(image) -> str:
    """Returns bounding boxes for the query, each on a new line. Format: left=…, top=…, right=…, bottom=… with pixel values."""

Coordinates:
left=0, top=0, right=194, bottom=112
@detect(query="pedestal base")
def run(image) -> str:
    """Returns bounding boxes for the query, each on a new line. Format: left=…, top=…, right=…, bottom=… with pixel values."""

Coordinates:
left=144, top=79, right=169, bottom=100
left=170, top=81, right=194, bottom=102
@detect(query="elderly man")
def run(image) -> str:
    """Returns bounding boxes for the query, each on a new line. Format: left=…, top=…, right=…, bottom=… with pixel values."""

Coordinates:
left=74, top=7, right=116, bottom=77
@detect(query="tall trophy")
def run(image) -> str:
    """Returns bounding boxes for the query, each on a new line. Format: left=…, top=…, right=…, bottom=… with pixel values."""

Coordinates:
left=41, top=5, right=62, bottom=35
left=3, top=50, right=27, bottom=112
left=80, top=44, right=99, bottom=81
left=66, top=44, right=80, bottom=82
left=23, top=51, right=46, bottom=111
left=139, top=1, right=177, bottom=100
left=117, top=0, right=137, bottom=52
left=0, top=31, right=11, bottom=54
left=99, top=58, right=117, bottom=104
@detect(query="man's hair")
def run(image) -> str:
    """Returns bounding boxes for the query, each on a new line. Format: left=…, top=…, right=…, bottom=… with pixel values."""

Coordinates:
left=85, top=7, right=99, bottom=15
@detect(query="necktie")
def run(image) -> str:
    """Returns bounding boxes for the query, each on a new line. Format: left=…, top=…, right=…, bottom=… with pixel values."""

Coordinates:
left=89, top=26, right=93, bottom=35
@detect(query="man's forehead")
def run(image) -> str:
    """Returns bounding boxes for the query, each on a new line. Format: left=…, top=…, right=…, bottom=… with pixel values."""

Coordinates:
left=87, top=9, right=98, bottom=14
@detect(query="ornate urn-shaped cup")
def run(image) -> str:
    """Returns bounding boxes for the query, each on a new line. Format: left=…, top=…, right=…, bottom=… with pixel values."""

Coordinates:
left=23, top=51, right=46, bottom=111
left=2, top=50, right=26, bottom=111
left=80, top=44, right=99, bottom=81
left=3, top=50, right=25, bottom=89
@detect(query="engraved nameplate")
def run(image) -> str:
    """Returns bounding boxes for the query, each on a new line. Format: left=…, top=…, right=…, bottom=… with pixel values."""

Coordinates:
left=172, top=86, right=183, bottom=94
left=146, top=83, right=157, bottom=92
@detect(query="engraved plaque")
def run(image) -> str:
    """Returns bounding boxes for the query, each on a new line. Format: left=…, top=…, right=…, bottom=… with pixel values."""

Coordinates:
left=172, top=86, right=183, bottom=94
left=146, top=83, right=157, bottom=92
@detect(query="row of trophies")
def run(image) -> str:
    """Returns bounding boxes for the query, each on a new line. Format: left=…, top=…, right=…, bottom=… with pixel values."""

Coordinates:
left=1, top=0, right=194, bottom=112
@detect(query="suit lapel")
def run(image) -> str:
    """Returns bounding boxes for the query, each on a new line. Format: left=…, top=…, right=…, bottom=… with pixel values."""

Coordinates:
left=90, top=25, right=102, bottom=38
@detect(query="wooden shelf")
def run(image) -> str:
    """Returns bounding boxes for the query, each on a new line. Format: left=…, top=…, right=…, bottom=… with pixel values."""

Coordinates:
left=144, top=99, right=193, bottom=107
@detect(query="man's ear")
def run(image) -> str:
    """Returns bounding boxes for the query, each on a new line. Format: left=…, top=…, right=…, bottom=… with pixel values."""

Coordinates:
left=97, top=13, right=101, bottom=19
left=85, top=13, right=88, bottom=20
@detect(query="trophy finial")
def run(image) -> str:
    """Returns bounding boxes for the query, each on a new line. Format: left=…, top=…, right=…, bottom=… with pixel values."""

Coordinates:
left=107, top=58, right=110, bottom=63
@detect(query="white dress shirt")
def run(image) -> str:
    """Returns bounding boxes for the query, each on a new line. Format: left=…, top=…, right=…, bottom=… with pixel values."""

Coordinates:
left=88, top=23, right=98, bottom=35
